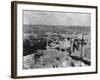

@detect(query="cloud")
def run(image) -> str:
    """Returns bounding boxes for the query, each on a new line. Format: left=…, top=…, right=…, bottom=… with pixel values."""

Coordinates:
left=23, top=10, right=91, bottom=27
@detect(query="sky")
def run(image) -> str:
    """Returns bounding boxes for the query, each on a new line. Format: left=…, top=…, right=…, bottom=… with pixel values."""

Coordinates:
left=23, top=10, right=91, bottom=27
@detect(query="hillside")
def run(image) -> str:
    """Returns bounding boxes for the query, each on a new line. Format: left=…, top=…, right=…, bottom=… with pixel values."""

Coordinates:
left=23, top=24, right=90, bottom=34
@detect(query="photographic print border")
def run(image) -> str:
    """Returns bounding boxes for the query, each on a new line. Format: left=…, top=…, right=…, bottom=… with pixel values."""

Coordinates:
left=11, top=1, right=98, bottom=79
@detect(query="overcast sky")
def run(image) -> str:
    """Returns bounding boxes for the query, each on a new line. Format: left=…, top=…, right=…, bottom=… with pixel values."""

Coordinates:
left=23, top=10, right=91, bottom=27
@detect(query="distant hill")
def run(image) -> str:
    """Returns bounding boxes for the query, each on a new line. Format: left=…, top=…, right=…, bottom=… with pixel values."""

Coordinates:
left=23, top=24, right=90, bottom=34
